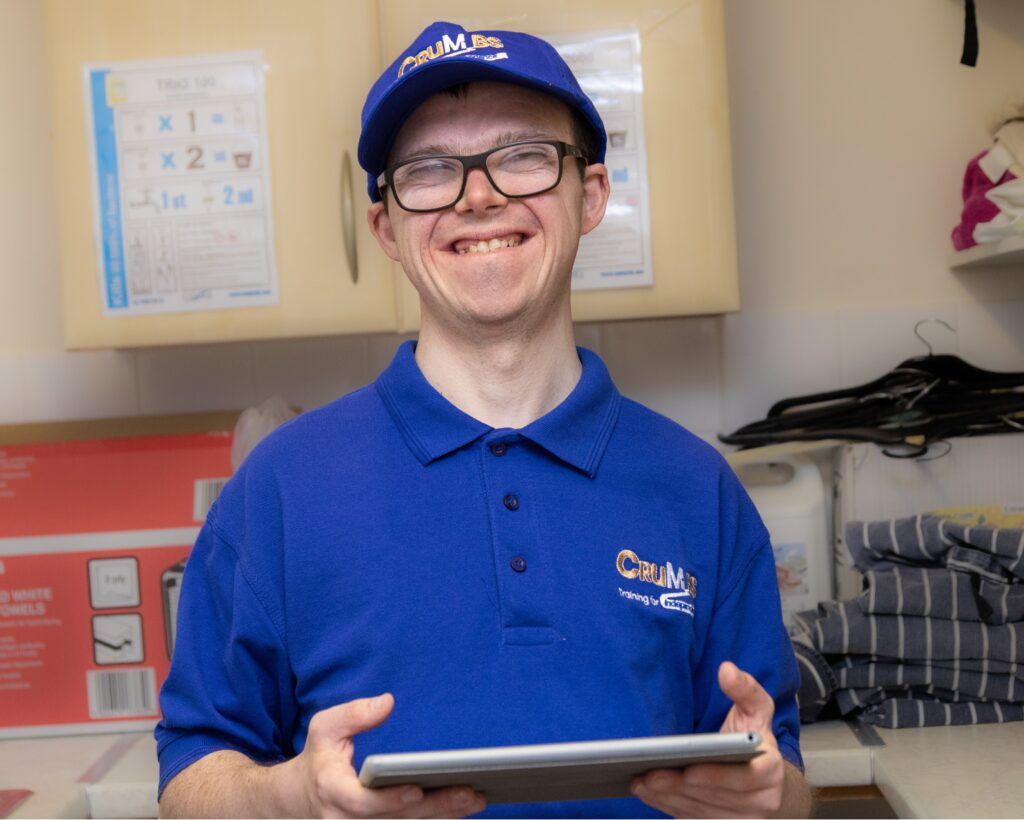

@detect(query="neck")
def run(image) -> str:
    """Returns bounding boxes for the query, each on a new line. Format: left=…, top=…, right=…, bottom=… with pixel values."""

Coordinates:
left=414, top=311, right=582, bottom=429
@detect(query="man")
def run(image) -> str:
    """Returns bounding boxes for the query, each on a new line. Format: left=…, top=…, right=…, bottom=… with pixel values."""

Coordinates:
left=157, top=21, right=811, bottom=819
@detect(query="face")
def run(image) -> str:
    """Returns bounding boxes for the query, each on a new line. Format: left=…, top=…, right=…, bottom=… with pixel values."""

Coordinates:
left=367, top=82, right=609, bottom=334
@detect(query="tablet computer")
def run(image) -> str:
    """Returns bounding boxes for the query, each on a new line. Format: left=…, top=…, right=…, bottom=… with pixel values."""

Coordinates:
left=358, top=731, right=762, bottom=804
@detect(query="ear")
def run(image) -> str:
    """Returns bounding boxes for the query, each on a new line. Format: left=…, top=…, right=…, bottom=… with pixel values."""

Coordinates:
left=367, top=200, right=401, bottom=262
left=580, top=163, right=610, bottom=236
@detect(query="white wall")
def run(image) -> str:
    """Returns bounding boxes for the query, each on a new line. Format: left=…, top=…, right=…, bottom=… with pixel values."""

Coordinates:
left=1, top=0, right=1023, bottom=444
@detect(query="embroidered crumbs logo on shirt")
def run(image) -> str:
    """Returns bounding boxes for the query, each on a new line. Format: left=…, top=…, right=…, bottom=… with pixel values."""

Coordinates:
left=397, top=32, right=506, bottom=77
left=615, top=549, right=697, bottom=617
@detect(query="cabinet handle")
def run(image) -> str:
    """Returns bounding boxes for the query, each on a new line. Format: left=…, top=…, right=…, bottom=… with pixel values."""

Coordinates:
left=341, top=150, right=359, bottom=284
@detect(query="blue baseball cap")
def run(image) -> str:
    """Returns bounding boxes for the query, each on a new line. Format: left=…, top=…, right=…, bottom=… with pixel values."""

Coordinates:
left=358, top=21, right=607, bottom=202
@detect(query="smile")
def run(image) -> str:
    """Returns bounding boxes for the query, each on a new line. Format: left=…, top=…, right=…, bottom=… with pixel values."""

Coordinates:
left=452, top=233, right=524, bottom=254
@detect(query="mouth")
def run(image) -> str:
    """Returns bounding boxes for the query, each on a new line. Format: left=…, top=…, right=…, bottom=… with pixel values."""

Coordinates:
left=451, top=233, right=525, bottom=255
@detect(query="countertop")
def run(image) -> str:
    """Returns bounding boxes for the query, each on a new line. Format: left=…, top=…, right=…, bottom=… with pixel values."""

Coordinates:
left=1, top=721, right=1022, bottom=818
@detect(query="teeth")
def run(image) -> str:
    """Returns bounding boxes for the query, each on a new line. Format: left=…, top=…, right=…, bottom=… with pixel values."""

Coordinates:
left=456, top=236, right=521, bottom=254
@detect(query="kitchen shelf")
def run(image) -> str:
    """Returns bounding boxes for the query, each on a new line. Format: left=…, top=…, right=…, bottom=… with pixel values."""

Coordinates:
left=949, top=234, right=1024, bottom=269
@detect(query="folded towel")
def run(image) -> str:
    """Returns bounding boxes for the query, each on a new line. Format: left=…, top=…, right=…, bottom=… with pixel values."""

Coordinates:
left=796, top=600, right=1024, bottom=663
left=859, top=566, right=1024, bottom=625
left=845, top=515, right=1024, bottom=581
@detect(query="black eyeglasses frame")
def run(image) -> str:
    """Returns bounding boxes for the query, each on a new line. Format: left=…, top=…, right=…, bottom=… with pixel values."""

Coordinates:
left=375, top=139, right=586, bottom=213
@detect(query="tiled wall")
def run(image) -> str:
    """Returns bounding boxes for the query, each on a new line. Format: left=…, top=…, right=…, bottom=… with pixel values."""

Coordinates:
left=3, top=303, right=1023, bottom=450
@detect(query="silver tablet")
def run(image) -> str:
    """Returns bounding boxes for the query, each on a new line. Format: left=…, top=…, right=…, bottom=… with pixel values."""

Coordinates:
left=358, top=731, right=762, bottom=804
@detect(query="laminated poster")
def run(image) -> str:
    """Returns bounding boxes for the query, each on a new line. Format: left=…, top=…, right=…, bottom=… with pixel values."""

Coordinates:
left=84, top=51, right=279, bottom=315
left=551, top=30, right=654, bottom=291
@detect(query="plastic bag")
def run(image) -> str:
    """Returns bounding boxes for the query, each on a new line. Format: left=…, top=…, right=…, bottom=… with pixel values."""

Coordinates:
left=231, top=396, right=298, bottom=472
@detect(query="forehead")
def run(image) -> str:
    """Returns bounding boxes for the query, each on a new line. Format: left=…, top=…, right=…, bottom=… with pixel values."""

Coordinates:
left=388, top=81, right=574, bottom=161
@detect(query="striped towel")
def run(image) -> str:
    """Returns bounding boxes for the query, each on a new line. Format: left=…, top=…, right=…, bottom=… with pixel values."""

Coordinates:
left=791, top=515, right=1024, bottom=727
left=845, top=515, right=1024, bottom=581
left=859, top=566, right=1024, bottom=625
left=796, top=600, right=1024, bottom=666
left=837, top=689, right=1024, bottom=729
left=793, top=600, right=1024, bottom=727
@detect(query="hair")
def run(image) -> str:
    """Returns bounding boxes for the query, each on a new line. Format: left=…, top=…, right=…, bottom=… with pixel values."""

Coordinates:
left=441, top=82, right=600, bottom=177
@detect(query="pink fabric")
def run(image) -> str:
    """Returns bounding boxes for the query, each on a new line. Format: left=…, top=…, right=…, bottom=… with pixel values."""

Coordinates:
left=952, top=149, right=1018, bottom=250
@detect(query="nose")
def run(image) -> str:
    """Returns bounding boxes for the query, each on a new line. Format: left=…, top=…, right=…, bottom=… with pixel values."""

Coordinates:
left=454, top=167, right=508, bottom=214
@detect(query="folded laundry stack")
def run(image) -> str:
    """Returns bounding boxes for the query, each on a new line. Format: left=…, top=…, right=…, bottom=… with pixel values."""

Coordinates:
left=791, top=515, right=1024, bottom=728
left=951, top=115, right=1024, bottom=250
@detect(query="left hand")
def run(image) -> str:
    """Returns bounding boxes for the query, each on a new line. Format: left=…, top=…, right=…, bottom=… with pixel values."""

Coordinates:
left=631, top=662, right=786, bottom=818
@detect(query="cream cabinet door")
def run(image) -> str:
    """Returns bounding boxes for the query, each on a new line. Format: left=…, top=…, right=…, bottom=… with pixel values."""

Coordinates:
left=379, top=0, right=739, bottom=330
left=45, top=0, right=397, bottom=349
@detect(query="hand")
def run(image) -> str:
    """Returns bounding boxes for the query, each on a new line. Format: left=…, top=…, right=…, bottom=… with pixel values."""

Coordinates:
left=285, top=693, right=487, bottom=818
left=631, top=662, right=787, bottom=818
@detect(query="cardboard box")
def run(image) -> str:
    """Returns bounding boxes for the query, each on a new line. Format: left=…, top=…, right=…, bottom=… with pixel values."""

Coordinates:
left=0, top=421, right=233, bottom=738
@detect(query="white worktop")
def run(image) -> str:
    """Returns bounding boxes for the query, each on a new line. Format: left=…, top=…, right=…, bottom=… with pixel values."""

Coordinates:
left=2, top=721, right=1022, bottom=818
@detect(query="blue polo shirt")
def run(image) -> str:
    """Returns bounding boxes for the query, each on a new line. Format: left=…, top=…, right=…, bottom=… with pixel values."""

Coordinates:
left=156, top=341, right=801, bottom=817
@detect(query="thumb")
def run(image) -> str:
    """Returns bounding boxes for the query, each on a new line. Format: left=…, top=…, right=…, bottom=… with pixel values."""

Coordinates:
left=718, top=662, right=774, bottom=728
left=308, top=693, right=395, bottom=749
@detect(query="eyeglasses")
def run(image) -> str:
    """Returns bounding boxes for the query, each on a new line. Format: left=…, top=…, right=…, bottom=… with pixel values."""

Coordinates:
left=376, top=140, right=586, bottom=213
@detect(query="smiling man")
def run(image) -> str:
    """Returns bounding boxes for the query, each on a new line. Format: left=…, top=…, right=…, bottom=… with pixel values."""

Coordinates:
left=156, top=22, right=811, bottom=819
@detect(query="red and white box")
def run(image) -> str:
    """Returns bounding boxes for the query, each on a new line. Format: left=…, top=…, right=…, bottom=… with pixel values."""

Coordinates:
left=0, top=432, right=232, bottom=738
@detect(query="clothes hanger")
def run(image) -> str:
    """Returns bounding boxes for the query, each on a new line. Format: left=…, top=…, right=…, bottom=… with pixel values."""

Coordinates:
left=720, top=318, right=1024, bottom=454
left=765, top=319, right=1024, bottom=419
left=893, top=319, right=1024, bottom=387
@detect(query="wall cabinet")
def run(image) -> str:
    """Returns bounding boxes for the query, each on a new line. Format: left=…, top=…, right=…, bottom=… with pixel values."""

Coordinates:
left=45, top=0, right=737, bottom=349
left=45, top=0, right=398, bottom=349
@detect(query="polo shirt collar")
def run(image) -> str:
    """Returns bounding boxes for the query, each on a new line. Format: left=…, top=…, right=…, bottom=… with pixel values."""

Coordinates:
left=375, top=341, right=621, bottom=477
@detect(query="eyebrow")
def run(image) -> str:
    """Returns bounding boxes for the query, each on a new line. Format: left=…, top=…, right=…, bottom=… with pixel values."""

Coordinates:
left=395, top=131, right=556, bottom=163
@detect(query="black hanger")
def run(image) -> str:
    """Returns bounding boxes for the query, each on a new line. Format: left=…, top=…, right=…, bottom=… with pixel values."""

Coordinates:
left=767, top=319, right=1024, bottom=418
left=720, top=319, right=1024, bottom=456
left=894, top=353, right=1024, bottom=388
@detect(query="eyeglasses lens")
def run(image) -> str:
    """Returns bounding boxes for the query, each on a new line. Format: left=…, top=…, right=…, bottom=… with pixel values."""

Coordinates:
left=392, top=142, right=562, bottom=212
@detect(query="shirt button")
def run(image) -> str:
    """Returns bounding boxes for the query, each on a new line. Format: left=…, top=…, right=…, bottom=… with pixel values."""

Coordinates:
left=503, top=494, right=519, bottom=511
left=490, top=442, right=508, bottom=457
left=510, top=556, right=527, bottom=573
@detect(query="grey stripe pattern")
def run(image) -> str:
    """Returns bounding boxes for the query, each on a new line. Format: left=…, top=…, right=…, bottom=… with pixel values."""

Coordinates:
left=792, top=515, right=1024, bottom=728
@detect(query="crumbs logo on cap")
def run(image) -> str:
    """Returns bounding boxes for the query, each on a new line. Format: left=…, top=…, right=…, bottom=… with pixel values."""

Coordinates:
left=397, top=32, right=506, bottom=77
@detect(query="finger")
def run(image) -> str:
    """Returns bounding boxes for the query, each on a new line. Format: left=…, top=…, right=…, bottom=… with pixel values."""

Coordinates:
left=631, top=780, right=750, bottom=819
left=718, top=662, right=775, bottom=725
left=392, top=787, right=487, bottom=819
left=308, top=693, right=396, bottom=748
left=681, top=752, right=783, bottom=791
left=636, top=765, right=760, bottom=796
left=635, top=757, right=784, bottom=805
left=633, top=772, right=781, bottom=819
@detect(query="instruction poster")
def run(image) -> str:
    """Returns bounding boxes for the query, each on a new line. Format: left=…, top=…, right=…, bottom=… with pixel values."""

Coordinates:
left=552, top=30, right=654, bottom=291
left=84, top=51, right=279, bottom=315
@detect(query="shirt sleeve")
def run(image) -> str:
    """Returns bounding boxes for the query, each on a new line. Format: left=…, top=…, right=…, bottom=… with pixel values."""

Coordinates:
left=154, top=510, right=298, bottom=798
left=691, top=533, right=804, bottom=772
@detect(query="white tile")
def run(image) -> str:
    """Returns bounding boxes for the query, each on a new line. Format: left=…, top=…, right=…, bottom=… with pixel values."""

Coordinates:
left=956, top=300, right=1024, bottom=372
left=138, top=343, right=254, bottom=415
left=366, top=332, right=417, bottom=378
left=21, top=350, right=139, bottom=422
left=721, top=309, right=841, bottom=433
left=600, top=317, right=722, bottom=432
left=838, top=304, right=959, bottom=388
left=0, top=356, right=26, bottom=423
left=252, top=336, right=370, bottom=413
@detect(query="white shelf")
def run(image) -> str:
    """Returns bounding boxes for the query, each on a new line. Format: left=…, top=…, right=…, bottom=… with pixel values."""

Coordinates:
left=949, top=234, right=1024, bottom=269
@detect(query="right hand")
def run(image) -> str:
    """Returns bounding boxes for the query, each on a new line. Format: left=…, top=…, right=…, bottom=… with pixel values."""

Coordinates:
left=285, top=693, right=486, bottom=818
